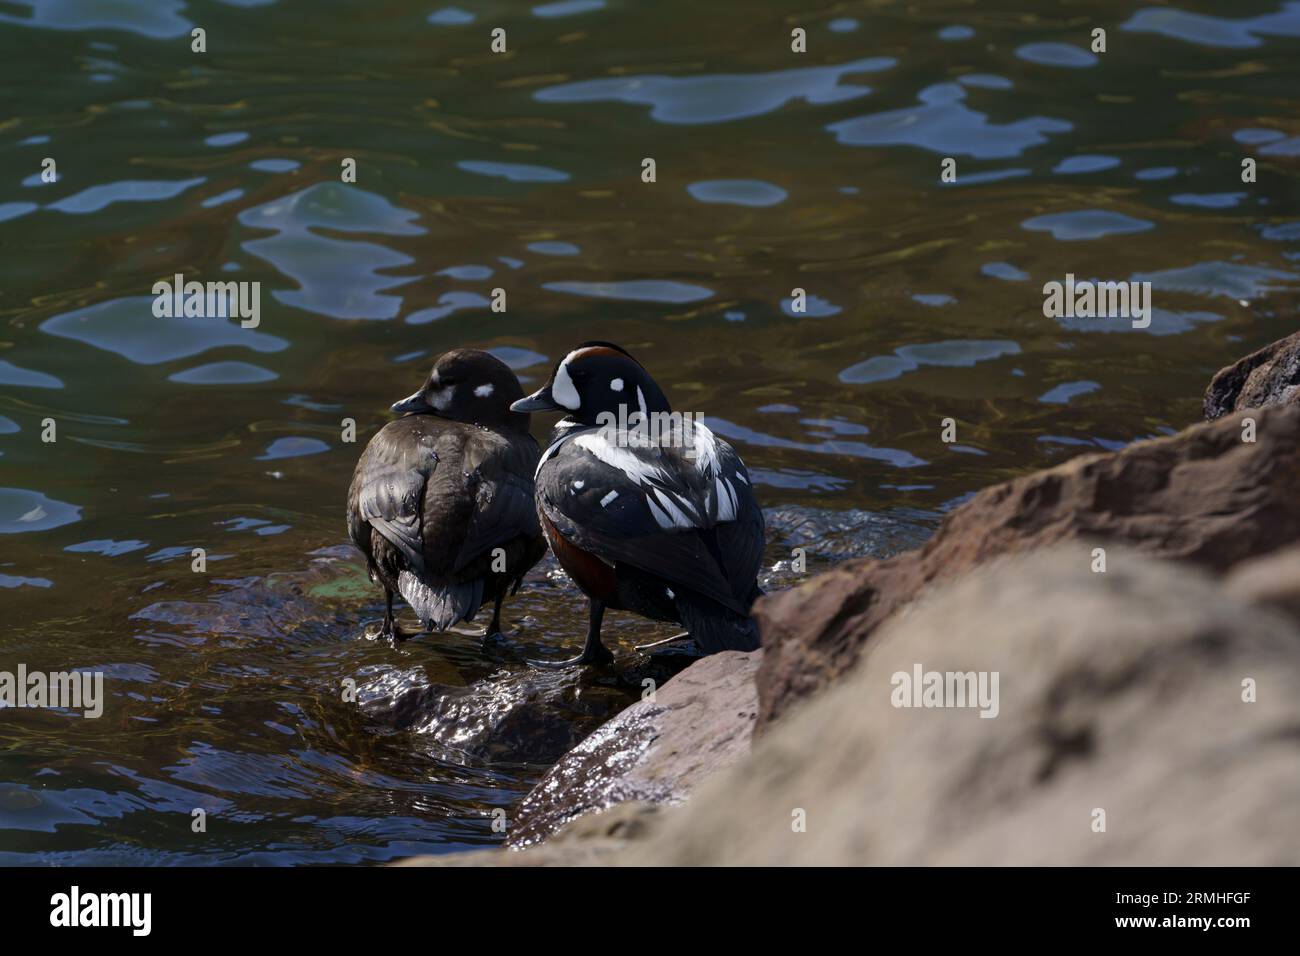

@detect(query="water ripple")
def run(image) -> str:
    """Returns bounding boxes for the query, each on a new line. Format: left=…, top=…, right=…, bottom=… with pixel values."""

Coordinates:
left=828, top=82, right=1072, bottom=159
left=536, top=56, right=895, bottom=124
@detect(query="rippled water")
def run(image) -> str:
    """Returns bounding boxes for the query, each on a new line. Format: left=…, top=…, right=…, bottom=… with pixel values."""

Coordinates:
left=1, top=0, right=1297, bottom=864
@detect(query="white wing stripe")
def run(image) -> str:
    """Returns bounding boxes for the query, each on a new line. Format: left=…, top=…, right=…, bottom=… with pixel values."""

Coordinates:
left=714, top=476, right=738, bottom=521
left=648, top=488, right=696, bottom=529
left=573, top=431, right=669, bottom=485
left=645, top=493, right=675, bottom=529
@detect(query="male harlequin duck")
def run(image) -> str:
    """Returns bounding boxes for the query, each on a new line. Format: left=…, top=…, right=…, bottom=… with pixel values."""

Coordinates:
left=510, top=341, right=764, bottom=666
left=347, top=348, right=547, bottom=642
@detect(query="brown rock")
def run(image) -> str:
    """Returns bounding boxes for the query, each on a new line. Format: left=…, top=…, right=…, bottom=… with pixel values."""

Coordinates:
left=1205, top=329, right=1300, bottom=420
left=504, top=650, right=761, bottom=847
left=621, top=547, right=1300, bottom=865
left=1225, top=543, right=1300, bottom=622
left=755, top=404, right=1300, bottom=731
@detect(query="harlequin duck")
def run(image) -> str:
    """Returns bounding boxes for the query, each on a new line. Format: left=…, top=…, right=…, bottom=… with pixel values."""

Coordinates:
left=510, top=342, right=764, bottom=666
left=347, top=348, right=547, bottom=642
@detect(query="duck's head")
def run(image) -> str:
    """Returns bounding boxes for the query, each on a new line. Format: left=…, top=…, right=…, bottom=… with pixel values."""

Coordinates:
left=510, top=341, right=670, bottom=426
left=390, top=348, right=529, bottom=430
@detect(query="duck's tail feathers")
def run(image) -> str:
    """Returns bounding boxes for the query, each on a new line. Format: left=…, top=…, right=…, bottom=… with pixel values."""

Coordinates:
left=398, top=572, right=484, bottom=631
left=675, top=591, right=762, bottom=654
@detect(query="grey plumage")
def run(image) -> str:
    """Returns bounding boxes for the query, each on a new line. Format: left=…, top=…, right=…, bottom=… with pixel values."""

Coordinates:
left=398, top=570, right=484, bottom=631
left=346, top=349, right=548, bottom=640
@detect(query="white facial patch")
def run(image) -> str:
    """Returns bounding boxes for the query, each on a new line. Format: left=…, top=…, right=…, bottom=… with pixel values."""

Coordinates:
left=600, top=490, right=619, bottom=507
left=610, top=377, right=624, bottom=392
left=550, top=351, right=583, bottom=410
left=572, top=479, right=585, bottom=490
left=474, top=383, right=493, bottom=397
left=428, top=385, right=452, bottom=411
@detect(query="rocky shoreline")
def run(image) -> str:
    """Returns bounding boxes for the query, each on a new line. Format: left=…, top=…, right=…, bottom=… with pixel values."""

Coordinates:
left=399, top=332, right=1300, bottom=866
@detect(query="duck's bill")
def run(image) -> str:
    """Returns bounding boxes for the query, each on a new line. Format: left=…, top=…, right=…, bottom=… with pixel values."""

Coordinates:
left=390, top=390, right=433, bottom=414
left=510, top=385, right=560, bottom=413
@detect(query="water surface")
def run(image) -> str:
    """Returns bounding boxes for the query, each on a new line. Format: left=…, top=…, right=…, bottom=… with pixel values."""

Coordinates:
left=1, top=0, right=1298, bottom=864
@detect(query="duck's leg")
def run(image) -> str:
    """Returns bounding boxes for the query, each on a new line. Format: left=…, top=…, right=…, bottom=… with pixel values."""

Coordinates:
left=378, top=589, right=397, bottom=640
left=530, top=599, right=614, bottom=668
left=488, top=591, right=505, bottom=636
left=380, top=589, right=415, bottom=643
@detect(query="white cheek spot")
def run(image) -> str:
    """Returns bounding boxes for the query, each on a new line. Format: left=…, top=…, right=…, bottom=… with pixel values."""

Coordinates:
left=474, top=383, right=493, bottom=397
left=429, top=386, right=452, bottom=411
left=551, top=358, right=581, bottom=410
left=666, top=588, right=675, bottom=599
left=600, top=490, right=619, bottom=507
left=610, top=377, right=624, bottom=392
left=572, top=479, right=585, bottom=491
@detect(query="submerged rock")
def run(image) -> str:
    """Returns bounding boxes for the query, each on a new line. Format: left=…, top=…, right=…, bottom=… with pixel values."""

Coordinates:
left=505, top=650, right=761, bottom=846
left=754, top=404, right=1300, bottom=731
left=131, top=545, right=370, bottom=644
left=1205, top=329, right=1300, bottom=420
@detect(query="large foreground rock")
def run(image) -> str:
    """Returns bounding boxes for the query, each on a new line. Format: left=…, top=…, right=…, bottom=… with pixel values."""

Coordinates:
left=619, top=547, right=1300, bottom=865
left=1205, top=328, right=1300, bottom=420
left=504, top=650, right=760, bottom=846
left=755, top=404, right=1300, bottom=730
left=1226, top=543, right=1300, bottom=623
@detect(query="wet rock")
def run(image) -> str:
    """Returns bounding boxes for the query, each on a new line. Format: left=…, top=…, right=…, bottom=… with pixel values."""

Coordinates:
left=354, top=637, right=705, bottom=766
left=755, top=404, right=1300, bottom=730
left=1205, top=329, right=1300, bottom=420
left=504, top=650, right=761, bottom=847
left=357, top=664, right=638, bottom=766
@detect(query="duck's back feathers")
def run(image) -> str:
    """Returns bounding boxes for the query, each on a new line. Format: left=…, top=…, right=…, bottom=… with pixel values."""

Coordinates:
left=348, top=417, right=439, bottom=580
left=347, top=414, right=543, bottom=629
left=536, top=419, right=764, bottom=618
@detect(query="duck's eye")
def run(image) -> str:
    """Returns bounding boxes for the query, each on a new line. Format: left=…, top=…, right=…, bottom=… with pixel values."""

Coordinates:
left=570, top=369, right=590, bottom=383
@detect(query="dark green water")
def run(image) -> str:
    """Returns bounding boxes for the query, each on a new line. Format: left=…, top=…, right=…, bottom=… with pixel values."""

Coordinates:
left=1, top=0, right=1297, bottom=863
